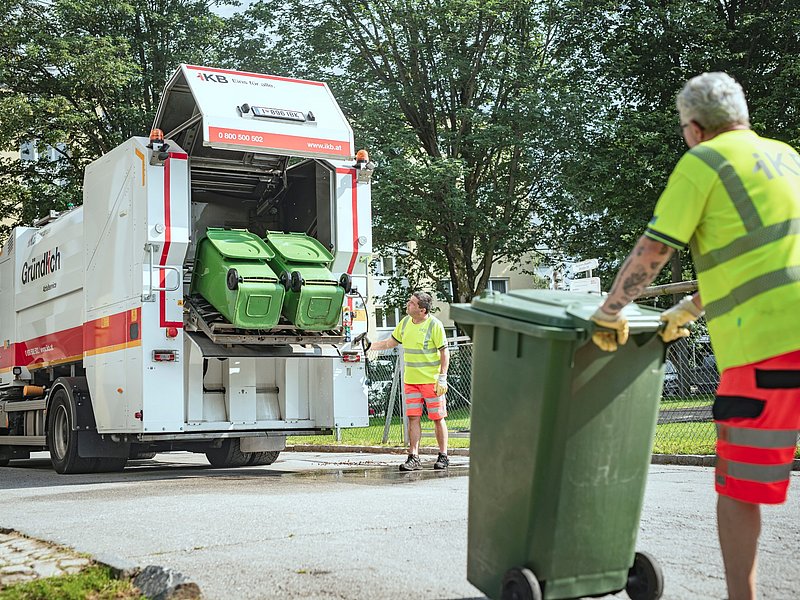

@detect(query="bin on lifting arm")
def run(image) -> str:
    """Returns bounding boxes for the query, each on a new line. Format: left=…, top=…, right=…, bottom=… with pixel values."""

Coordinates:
left=450, top=289, right=667, bottom=600
left=264, top=231, right=351, bottom=331
left=191, top=228, right=284, bottom=330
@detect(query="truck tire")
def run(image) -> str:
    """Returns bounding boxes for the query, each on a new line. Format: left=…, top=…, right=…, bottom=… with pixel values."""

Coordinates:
left=205, top=439, right=250, bottom=468
left=94, top=457, right=128, bottom=472
left=247, top=451, right=280, bottom=466
left=130, top=451, right=157, bottom=460
left=47, top=387, right=97, bottom=474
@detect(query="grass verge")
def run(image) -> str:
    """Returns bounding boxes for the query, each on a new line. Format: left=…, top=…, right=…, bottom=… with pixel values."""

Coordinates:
left=0, top=565, right=143, bottom=600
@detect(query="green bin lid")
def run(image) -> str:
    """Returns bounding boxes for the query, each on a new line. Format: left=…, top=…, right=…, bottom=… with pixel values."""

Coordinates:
left=204, top=228, right=275, bottom=260
left=264, top=231, right=334, bottom=263
left=468, top=289, right=663, bottom=333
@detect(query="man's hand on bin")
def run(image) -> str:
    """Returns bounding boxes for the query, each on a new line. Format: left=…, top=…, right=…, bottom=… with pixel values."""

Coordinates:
left=351, top=332, right=372, bottom=351
left=590, top=307, right=629, bottom=352
left=435, top=373, right=448, bottom=397
left=659, top=295, right=703, bottom=342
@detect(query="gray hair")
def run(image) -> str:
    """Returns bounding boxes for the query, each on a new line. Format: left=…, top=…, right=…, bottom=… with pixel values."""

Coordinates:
left=412, top=291, right=432, bottom=314
left=676, top=72, right=750, bottom=131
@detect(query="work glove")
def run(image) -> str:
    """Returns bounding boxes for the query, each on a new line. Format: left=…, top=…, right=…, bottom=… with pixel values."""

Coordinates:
left=659, top=296, right=703, bottom=342
left=590, top=307, right=629, bottom=352
left=434, top=373, right=448, bottom=397
left=351, top=332, right=371, bottom=351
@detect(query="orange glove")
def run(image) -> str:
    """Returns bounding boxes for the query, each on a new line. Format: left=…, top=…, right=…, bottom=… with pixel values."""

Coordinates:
left=659, top=296, right=703, bottom=342
left=590, top=307, right=629, bottom=352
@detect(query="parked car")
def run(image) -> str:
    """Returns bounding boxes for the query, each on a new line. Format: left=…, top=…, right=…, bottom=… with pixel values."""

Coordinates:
left=663, top=360, right=680, bottom=397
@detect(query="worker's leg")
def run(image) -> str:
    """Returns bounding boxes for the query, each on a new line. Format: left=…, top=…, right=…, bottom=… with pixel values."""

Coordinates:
left=407, top=415, right=421, bottom=456
left=433, top=417, right=448, bottom=455
left=713, top=349, right=800, bottom=600
left=718, top=495, right=760, bottom=600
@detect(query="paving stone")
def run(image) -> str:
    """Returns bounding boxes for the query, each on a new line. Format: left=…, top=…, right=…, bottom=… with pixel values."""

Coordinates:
left=31, top=560, right=62, bottom=579
left=0, top=573, right=37, bottom=586
left=0, top=565, right=34, bottom=575
left=59, top=558, right=90, bottom=569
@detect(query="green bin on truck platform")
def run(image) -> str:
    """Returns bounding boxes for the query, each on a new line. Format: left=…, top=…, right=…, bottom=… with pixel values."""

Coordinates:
left=263, top=231, right=350, bottom=331
left=191, top=228, right=284, bottom=330
left=450, top=289, right=666, bottom=600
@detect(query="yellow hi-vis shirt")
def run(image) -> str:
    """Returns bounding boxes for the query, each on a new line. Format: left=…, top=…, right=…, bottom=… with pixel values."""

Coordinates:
left=391, top=315, right=446, bottom=384
left=645, top=129, right=800, bottom=371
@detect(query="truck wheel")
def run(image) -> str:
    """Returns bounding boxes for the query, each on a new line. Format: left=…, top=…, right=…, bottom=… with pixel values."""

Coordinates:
left=205, top=439, right=250, bottom=468
left=501, top=567, right=542, bottom=600
left=338, top=273, right=352, bottom=293
left=94, top=457, right=128, bottom=472
left=625, top=551, right=664, bottom=600
left=226, top=268, right=240, bottom=290
left=247, top=451, right=280, bottom=466
left=290, top=271, right=305, bottom=292
left=130, top=451, right=157, bottom=460
left=46, top=388, right=97, bottom=474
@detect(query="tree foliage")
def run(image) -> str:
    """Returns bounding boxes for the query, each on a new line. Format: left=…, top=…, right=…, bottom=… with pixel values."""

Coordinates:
left=0, top=0, right=232, bottom=235
left=540, top=0, right=800, bottom=287
left=236, top=0, right=563, bottom=303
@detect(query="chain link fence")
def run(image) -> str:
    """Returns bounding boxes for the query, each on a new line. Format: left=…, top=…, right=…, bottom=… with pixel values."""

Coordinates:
left=357, top=321, right=798, bottom=457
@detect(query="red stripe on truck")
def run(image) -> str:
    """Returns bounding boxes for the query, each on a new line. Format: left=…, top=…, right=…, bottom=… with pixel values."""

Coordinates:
left=208, top=126, right=352, bottom=158
left=0, top=308, right=143, bottom=372
left=159, top=154, right=184, bottom=329
left=185, top=64, right=326, bottom=87
left=336, top=168, right=359, bottom=275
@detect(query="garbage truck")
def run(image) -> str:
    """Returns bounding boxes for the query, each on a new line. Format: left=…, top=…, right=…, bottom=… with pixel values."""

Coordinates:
left=0, top=64, right=373, bottom=473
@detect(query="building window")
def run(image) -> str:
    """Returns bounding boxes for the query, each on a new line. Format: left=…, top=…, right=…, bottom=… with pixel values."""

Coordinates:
left=488, top=278, right=508, bottom=294
left=375, top=306, right=400, bottom=329
left=438, top=278, right=508, bottom=298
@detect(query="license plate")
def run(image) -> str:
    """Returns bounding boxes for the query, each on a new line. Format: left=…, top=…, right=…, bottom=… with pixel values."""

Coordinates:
left=251, top=106, right=306, bottom=122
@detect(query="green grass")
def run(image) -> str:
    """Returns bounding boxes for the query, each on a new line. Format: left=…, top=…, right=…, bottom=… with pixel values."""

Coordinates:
left=291, top=407, right=800, bottom=458
left=289, top=409, right=472, bottom=449
left=0, top=565, right=143, bottom=600
left=658, top=396, right=714, bottom=410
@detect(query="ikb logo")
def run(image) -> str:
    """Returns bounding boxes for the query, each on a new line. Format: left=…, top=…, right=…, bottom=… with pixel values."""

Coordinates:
left=197, top=72, right=229, bottom=84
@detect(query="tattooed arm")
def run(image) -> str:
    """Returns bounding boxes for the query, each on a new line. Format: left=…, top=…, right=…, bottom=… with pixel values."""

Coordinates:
left=600, top=236, right=675, bottom=315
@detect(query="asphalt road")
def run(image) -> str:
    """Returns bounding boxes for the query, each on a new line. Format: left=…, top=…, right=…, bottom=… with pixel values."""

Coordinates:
left=1, top=452, right=798, bottom=600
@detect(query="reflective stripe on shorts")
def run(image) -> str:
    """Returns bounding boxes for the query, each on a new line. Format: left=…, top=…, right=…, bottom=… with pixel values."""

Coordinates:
left=403, top=383, right=447, bottom=420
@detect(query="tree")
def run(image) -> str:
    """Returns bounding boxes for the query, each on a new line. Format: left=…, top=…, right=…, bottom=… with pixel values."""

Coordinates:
left=236, top=0, right=565, bottom=304
left=540, top=0, right=800, bottom=289
left=0, top=0, right=233, bottom=235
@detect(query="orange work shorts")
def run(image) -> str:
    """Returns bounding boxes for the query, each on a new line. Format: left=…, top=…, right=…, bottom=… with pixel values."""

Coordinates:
left=403, top=383, right=447, bottom=420
left=714, top=349, right=800, bottom=504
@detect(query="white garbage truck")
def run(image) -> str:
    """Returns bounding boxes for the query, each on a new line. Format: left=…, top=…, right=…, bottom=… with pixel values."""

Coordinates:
left=0, top=64, right=373, bottom=473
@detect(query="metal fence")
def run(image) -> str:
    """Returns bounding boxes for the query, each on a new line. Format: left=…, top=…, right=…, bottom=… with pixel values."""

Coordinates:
left=355, top=319, right=797, bottom=456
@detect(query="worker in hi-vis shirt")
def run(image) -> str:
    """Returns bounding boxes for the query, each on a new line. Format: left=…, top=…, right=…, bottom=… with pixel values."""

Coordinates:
left=590, top=72, right=800, bottom=600
left=356, top=291, right=450, bottom=471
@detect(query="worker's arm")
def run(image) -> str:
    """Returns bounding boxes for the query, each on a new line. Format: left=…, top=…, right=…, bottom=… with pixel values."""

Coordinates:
left=439, top=346, right=450, bottom=376
left=600, top=236, right=675, bottom=315
left=369, top=336, right=400, bottom=352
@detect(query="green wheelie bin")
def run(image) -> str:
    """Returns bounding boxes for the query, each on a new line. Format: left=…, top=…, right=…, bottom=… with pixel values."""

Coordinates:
left=450, top=289, right=666, bottom=600
left=263, top=231, right=351, bottom=331
left=191, top=228, right=284, bottom=329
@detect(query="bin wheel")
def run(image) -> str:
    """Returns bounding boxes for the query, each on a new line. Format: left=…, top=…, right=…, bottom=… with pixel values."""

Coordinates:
left=338, top=273, right=352, bottom=293
left=279, top=271, right=291, bottom=291
left=290, top=270, right=305, bottom=293
left=226, top=268, right=241, bottom=291
left=501, top=567, right=542, bottom=600
left=625, top=551, right=664, bottom=600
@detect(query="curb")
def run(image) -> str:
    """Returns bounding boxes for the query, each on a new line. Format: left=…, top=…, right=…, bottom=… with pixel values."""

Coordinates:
left=287, top=445, right=800, bottom=470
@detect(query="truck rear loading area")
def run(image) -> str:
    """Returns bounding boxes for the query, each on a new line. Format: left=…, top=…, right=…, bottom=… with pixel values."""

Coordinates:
left=0, top=64, right=373, bottom=473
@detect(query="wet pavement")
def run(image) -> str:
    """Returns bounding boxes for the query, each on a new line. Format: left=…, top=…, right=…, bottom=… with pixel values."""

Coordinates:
left=0, top=451, right=797, bottom=599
